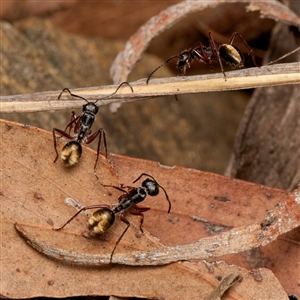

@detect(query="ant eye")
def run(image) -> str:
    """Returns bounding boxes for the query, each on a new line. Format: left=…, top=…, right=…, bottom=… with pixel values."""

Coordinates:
left=61, top=141, right=82, bottom=167
left=82, top=103, right=88, bottom=112
left=88, top=208, right=115, bottom=234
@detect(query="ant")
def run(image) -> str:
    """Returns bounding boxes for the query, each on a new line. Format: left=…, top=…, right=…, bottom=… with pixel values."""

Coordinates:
left=146, top=31, right=259, bottom=83
left=54, top=173, right=171, bottom=262
left=53, top=82, right=133, bottom=170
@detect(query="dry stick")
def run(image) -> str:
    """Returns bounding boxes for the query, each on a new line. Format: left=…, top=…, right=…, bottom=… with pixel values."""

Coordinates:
left=204, top=271, right=243, bottom=300
left=1, top=63, right=300, bottom=113
left=15, top=188, right=300, bottom=266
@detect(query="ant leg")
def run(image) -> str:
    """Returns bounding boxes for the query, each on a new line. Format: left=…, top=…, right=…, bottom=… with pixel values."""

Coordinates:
left=73, top=115, right=83, bottom=135
left=128, top=205, right=150, bottom=233
left=64, top=113, right=81, bottom=134
left=190, top=41, right=211, bottom=64
left=53, top=128, right=60, bottom=163
left=52, top=128, right=73, bottom=163
left=86, top=128, right=107, bottom=171
left=54, top=204, right=111, bottom=230
left=95, top=129, right=107, bottom=162
left=229, top=32, right=259, bottom=67
left=110, top=213, right=131, bottom=262
left=110, top=205, right=150, bottom=263
left=102, top=184, right=134, bottom=195
left=208, top=32, right=226, bottom=79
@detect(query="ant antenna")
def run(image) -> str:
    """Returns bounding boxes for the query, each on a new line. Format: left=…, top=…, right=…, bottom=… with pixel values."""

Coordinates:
left=146, top=55, right=180, bottom=84
left=132, top=172, right=155, bottom=183
left=58, top=82, right=133, bottom=104
left=94, top=81, right=133, bottom=104
left=58, top=88, right=88, bottom=103
left=132, top=173, right=171, bottom=213
left=266, top=46, right=300, bottom=66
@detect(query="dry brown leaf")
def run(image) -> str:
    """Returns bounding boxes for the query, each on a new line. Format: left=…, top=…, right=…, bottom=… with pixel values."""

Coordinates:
left=1, top=118, right=293, bottom=299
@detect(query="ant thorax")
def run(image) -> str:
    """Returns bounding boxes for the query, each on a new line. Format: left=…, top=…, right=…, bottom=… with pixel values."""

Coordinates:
left=77, top=103, right=98, bottom=142
left=202, top=46, right=213, bottom=60
left=113, top=187, right=148, bottom=214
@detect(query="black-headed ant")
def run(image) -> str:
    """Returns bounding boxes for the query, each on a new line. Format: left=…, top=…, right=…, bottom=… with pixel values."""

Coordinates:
left=53, top=82, right=133, bottom=170
left=54, top=173, right=171, bottom=261
left=147, top=32, right=259, bottom=83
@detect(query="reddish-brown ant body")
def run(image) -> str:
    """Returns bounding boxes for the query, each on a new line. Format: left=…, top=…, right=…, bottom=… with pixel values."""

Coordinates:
left=147, top=32, right=259, bottom=83
left=54, top=173, right=171, bottom=261
left=53, top=82, right=133, bottom=170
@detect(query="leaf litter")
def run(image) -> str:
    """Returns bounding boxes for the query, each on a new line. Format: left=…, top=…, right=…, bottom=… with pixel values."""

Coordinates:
left=1, top=118, right=296, bottom=299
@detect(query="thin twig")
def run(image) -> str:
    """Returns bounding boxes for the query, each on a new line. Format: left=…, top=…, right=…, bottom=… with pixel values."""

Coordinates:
left=1, top=63, right=300, bottom=113
left=205, top=272, right=243, bottom=300
left=14, top=188, right=300, bottom=266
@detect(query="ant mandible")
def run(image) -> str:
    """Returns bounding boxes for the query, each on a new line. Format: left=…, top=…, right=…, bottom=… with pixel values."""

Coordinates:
left=146, top=31, right=259, bottom=83
left=53, top=82, right=133, bottom=171
left=54, top=173, right=171, bottom=261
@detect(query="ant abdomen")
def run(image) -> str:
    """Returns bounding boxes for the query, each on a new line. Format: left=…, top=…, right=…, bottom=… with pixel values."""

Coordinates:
left=88, top=208, right=115, bottom=234
left=219, top=44, right=243, bottom=67
left=61, top=141, right=82, bottom=167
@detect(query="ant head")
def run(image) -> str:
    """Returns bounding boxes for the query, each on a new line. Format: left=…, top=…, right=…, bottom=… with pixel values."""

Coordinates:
left=142, top=179, right=159, bottom=196
left=219, top=44, right=243, bottom=68
left=88, top=208, right=115, bottom=234
left=61, top=141, right=82, bottom=167
left=82, top=102, right=99, bottom=115
left=133, top=173, right=172, bottom=213
left=177, top=50, right=191, bottom=75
